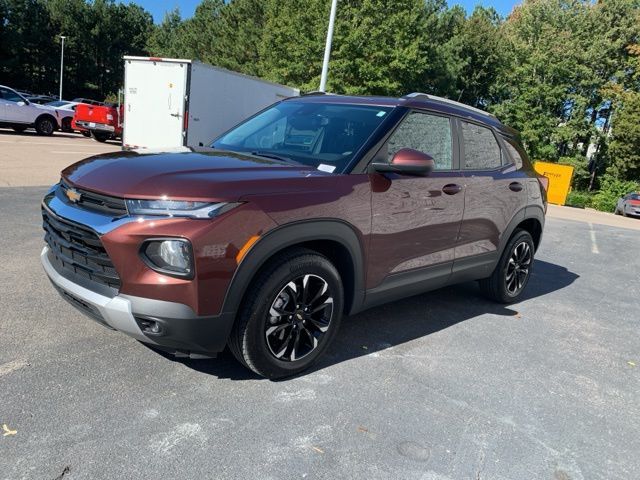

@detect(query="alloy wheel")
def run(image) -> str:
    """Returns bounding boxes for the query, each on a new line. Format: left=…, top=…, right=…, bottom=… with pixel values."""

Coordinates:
left=41, top=119, right=54, bottom=135
left=505, top=241, right=532, bottom=296
left=265, top=274, right=334, bottom=362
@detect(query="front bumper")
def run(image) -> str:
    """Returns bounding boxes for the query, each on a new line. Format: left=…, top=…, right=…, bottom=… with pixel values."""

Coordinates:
left=41, top=246, right=234, bottom=355
left=624, top=206, right=640, bottom=217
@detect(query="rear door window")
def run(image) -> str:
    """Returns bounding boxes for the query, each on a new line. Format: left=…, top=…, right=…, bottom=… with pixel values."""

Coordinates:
left=461, top=122, right=502, bottom=170
left=385, top=111, right=453, bottom=170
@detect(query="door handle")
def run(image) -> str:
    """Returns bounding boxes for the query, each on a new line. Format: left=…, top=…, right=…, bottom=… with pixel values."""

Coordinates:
left=442, top=184, right=463, bottom=195
left=509, top=182, right=524, bottom=192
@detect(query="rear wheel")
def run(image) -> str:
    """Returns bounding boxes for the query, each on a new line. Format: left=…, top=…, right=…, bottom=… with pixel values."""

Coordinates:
left=479, top=229, right=534, bottom=303
left=92, top=131, right=110, bottom=143
left=61, top=117, right=73, bottom=133
left=35, top=116, right=55, bottom=136
left=81, top=131, right=91, bottom=137
left=228, top=248, right=343, bottom=379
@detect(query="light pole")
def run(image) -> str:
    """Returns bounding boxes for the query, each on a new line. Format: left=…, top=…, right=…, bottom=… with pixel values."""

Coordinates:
left=319, top=0, right=338, bottom=92
left=59, top=35, right=66, bottom=101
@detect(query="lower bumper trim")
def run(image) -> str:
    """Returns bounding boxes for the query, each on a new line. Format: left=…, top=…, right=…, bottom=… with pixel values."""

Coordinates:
left=41, top=246, right=235, bottom=354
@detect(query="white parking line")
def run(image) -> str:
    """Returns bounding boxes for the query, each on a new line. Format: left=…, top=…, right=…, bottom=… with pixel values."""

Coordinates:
left=0, top=140, right=112, bottom=148
left=51, top=151, right=106, bottom=154
left=0, top=359, right=29, bottom=378
left=589, top=222, right=599, bottom=254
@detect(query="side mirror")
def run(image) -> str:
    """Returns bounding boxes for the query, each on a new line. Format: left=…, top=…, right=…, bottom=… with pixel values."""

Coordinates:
left=370, top=148, right=435, bottom=176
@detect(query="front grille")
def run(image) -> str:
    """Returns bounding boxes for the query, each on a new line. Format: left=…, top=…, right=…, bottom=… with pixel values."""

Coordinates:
left=43, top=207, right=121, bottom=290
left=60, top=180, right=127, bottom=216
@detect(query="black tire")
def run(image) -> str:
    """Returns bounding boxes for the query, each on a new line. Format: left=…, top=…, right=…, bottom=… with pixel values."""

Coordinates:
left=61, top=117, right=73, bottom=133
left=12, top=126, right=28, bottom=133
left=35, top=116, right=55, bottom=136
left=81, top=130, right=91, bottom=137
left=228, top=248, right=344, bottom=379
left=479, top=229, right=535, bottom=304
left=92, top=131, right=110, bottom=143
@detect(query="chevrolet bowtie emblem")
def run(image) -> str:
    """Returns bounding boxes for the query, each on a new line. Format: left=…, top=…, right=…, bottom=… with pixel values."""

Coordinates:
left=296, top=313, right=303, bottom=320
left=66, top=188, right=82, bottom=203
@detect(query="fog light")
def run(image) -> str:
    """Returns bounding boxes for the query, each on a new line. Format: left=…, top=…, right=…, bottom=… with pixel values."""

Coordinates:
left=136, top=317, right=164, bottom=335
left=142, top=239, right=193, bottom=278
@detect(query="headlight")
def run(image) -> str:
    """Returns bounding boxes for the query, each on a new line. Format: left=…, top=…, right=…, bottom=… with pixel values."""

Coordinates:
left=141, top=239, right=193, bottom=277
left=126, top=199, right=237, bottom=218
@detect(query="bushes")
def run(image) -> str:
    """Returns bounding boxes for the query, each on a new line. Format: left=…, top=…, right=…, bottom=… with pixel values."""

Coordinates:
left=565, top=190, right=593, bottom=208
left=590, top=175, right=640, bottom=213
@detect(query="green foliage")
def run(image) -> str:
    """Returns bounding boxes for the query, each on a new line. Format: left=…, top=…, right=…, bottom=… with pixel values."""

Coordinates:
left=0, top=0, right=152, bottom=98
left=591, top=175, right=640, bottom=212
left=560, top=155, right=591, bottom=191
left=565, top=190, right=593, bottom=208
left=607, top=91, right=640, bottom=182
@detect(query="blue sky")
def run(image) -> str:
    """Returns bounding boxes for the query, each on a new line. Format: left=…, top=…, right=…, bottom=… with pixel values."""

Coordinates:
left=136, top=0, right=519, bottom=23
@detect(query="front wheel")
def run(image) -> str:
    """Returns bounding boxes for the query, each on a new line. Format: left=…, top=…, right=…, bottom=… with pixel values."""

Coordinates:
left=479, top=229, right=535, bottom=303
left=228, top=248, right=343, bottom=379
left=35, top=116, right=55, bottom=136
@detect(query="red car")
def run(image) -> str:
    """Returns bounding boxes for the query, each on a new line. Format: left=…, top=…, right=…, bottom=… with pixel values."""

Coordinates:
left=41, top=93, right=547, bottom=378
left=73, top=102, right=123, bottom=142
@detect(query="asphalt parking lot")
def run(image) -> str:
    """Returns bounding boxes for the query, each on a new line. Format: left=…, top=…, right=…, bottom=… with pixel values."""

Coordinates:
left=1, top=132, right=639, bottom=479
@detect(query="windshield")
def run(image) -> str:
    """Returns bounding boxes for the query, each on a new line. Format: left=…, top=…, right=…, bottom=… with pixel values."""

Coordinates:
left=211, top=102, right=393, bottom=172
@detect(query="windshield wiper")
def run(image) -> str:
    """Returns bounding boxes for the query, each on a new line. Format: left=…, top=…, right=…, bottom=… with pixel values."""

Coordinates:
left=250, top=151, right=301, bottom=165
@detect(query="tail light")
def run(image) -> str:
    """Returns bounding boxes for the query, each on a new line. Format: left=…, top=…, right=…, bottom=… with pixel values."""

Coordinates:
left=630, top=200, right=640, bottom=206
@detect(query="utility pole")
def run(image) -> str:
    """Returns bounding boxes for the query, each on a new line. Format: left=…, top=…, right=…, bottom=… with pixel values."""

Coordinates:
left=59, top=35, right=66, bottom=101
left=319, top=0, right=338, bottom=92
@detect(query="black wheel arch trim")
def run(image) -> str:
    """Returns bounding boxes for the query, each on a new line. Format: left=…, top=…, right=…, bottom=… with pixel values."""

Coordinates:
left=220, top=219, right=366, bottom=319
left=500, top=205, right=545, bottom=255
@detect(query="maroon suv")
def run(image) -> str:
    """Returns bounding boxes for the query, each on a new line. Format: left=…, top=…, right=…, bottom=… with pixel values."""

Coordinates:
left=41, top=92, right=547, bottom=378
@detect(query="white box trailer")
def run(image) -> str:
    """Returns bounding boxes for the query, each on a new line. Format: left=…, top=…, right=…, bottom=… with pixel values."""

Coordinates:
left=122, top=56, right=299, bottom=150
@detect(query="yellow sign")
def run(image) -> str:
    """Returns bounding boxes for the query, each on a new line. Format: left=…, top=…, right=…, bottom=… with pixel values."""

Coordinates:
left=534, top=161, right=575, bottom=206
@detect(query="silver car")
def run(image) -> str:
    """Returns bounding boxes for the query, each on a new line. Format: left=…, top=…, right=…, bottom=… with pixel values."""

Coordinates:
left=615, top=192, right=640, bottom=217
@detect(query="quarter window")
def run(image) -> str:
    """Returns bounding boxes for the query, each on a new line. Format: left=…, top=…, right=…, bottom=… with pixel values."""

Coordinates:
left=503, top=139, right=524, bottom=169
left=386, top=112, right=453, bottom=170
left=461, top=122, right=501, bottom=170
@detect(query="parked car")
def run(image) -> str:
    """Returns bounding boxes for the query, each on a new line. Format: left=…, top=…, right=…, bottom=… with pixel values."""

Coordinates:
left=40, top=92, right=547, bottom=378
left=44, top=100, right=79, bottom=132
left=72, top=102, right=122, bottom=142
left=26, top=94, right=58, bottom=105
left=71, top=97, right=104, bottom=106
left=67, top=99, right=105, bottom=136
left=615, top=192, right=640, bottom=217
left=0, top=84, right=64, bottom=135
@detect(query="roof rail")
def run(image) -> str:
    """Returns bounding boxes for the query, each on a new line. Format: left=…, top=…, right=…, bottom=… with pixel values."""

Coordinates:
left=402, top=92, right=495, bottom=118
left=301, top=91, right=328, bottom=96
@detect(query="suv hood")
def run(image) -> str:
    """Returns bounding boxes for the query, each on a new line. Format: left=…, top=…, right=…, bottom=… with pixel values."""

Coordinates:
left=62, top=148, right=328, bottom=201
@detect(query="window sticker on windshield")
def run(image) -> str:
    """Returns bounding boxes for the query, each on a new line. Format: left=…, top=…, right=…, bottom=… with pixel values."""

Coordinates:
left=317, top=164, right=336, bottom=173
left=376, top=111, right=387, bottom=117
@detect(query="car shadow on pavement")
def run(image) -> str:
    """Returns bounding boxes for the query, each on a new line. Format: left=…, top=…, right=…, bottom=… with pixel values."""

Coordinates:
left=167, top=259, right=579, bottom=381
